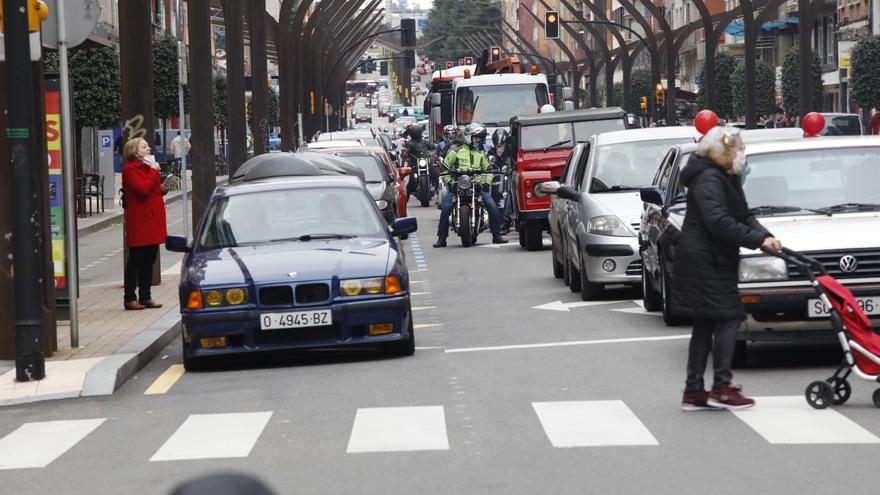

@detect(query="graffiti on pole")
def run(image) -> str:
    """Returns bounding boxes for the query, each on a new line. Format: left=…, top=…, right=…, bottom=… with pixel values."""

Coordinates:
left=122, top=114, right=147, bottom=142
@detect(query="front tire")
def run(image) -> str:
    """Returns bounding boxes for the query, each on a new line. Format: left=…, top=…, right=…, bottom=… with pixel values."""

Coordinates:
left=384, top=319, right=415, bottom=357
left=524, top=220, right=543, bottom=251
left=418, top=175, right=430, bottom=207
left=642, top=263, right=663, bottom=312
left=579, top=253, right=604, bottom=301
left=568, top=255, right=582, bottom=293
left=182, top=345, right=207, bottom=372
left=552, top=243, right=564, bottom=279
left=460, top=204, right=473, bottom=247
left=661, top=265, right=688, bottom=326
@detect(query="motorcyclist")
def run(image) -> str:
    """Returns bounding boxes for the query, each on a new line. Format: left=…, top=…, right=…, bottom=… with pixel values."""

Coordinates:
left=490, top=128, right=514, bottom=234
left=404, top=124, right=435, bottom=199
left=433, top=124, right=508, bottom=247
left=437, top=125, right=458, bottom=158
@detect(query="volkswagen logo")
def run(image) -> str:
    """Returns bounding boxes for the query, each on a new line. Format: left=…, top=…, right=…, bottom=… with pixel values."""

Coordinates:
left=839, top=255, right=859, bottom=273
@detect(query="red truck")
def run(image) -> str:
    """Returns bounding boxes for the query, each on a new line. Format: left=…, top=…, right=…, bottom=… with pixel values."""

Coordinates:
left=507, top=108, right=628, bottom=250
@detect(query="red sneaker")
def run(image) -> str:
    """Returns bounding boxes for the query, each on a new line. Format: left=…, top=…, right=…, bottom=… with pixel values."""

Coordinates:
left=681, top=390, right=719, bottom=411
left=707, top=386, right=755, bottom=410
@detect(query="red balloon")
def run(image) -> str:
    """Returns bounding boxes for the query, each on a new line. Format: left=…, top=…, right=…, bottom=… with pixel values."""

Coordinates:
left=694, top=110, right=719, bottom=135
left=802, top=112, right=825, bottom=137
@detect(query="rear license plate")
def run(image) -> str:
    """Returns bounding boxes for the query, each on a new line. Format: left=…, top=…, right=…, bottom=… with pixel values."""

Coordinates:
left=260, top=309, right=332, bottom=330
left=807, top=296, right=880, bottom=318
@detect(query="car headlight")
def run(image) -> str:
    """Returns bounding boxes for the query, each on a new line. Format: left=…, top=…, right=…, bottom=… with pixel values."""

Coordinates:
left=340, top=276, right=402, bottom=296
left=739, top=256, right=788, bottom=282
left=587, top=215, right=634, bottom=237
left=190, top=288, right=249, bottom=309
left=375, top=199, right=389, bottom=210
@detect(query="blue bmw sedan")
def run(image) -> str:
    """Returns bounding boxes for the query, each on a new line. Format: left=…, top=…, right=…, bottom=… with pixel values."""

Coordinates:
left=166, top=175, right=418, bottom=370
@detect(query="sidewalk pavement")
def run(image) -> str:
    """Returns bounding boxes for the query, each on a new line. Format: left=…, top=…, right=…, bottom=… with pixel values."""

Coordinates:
left=0, top=172, right=229, bottom=407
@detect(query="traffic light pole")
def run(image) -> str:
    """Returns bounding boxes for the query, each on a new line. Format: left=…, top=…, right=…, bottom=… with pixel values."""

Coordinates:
left=2, top=0, right=47, bottom=381
left=322, top=28, right=405, bottom=90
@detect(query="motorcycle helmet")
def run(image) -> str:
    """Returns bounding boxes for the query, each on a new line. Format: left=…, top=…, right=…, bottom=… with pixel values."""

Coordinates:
left=467, top=123, right=488, bottom=148
left=443, top=125, right=456, bottom=140
left=408, top=124, right=424, bottom=140
left=491, top=128, right=509, bottom=149
left=540, top=104, right=556, bottom=113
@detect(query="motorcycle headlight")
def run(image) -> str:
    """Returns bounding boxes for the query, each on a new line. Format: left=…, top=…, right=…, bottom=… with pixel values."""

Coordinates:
left=587, top=215, right=634, bottom=237
left=457, top=174, right=473, bottom=190
left=739, top=256, right=788, bottom=282
left=375, top=199, right=389, bottom=210
left=418, top=158, right=428, bottom=167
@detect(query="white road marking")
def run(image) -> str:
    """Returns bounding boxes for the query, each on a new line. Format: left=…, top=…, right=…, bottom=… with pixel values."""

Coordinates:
left=610, top=301, right=662, bottom=316
left=0, top=418, right=106, bottom=470
left=532, top=300, right=621, bottom=312
left=150, top=412, right=273, bottom=461
left=533, top=401, right=658, bottom=447
left=347, top=406, right=449, bottom=453
left=414, top=323, right=443, bottom=329
left=732, top=396, right=880, bottom=444
left=445, top=334, right=691, bottom=353
left=412, top=306, right=436, bottom=311
left=161, top=261, right=182, bottom=276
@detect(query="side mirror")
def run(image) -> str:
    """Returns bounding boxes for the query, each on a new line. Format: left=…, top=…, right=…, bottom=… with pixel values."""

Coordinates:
left=639, top=186, right=664, bottom=206
left=399, top=166, right=412, bottom=177
left=562, top=87, right=574, bottom=99
left=392, top=217, right=418, bottom=237
left=557, top=185, right=580, bottom=201
left=501, top=165, right=508, bottom=174
left=563, top=101, right=575, bottom=111
left=166, top=235, right=190, bottom=253
left=534, top=180, right=561, bottom=198
left=430, top=107, right=442, bottom=123
left=431, top=93, right=441, bottom=106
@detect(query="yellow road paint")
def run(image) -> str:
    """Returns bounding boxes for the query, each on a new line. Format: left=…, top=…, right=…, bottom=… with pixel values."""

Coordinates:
left=414, top=323, right=443, bottom=329
left=144, top=364, right=186, bottom=395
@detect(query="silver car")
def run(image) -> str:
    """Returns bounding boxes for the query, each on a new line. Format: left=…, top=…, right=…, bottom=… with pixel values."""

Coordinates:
left=539, top=127, right=699, bottom=299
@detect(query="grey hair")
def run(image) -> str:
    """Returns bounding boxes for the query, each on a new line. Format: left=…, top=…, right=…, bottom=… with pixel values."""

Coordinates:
left=696, top=126, right=742, bottom=170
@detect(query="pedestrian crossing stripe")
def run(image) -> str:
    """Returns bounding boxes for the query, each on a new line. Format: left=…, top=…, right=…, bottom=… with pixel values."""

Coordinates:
left=0, top=418, right=106, bottom=470
left=150, top=412, right=273, bottom=461
left=533, top=401, right=658, bottom=447
left=347, top=406, right=449, bottom=453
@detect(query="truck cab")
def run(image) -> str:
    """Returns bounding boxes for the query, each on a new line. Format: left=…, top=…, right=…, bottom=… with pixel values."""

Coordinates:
left=451, top=72, right=550, bottom=134
left=508, top=108, right=627, bottom=250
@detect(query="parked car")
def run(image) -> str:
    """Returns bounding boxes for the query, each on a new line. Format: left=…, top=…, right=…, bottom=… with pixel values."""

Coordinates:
left=166, top=174, right=419, bottom=370
left=319, top=147, right=410, bottom=223
left=820, top=113, right=863, bottom=136
left=355, top=110, right=373, bottom=124
left=639, top=135, right=880, bottom=365
left=537, top=127, right=699, bottom=299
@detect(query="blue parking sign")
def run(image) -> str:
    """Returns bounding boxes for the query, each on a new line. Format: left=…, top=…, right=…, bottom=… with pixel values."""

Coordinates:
left=101, top=135, right=112, bottom=148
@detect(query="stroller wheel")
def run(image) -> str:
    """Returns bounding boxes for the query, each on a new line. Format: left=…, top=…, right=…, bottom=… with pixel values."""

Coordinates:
left=873, top=389, right=880, bottom=408
left=805, top=381, right=834, bottom=409
left=826, top=377, right=852, bottom=406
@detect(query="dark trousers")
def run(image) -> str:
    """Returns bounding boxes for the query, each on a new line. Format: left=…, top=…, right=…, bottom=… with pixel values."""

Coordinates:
left=124, top=244, right=159, bottom=303
left=685, top=318, right=741, bottom=393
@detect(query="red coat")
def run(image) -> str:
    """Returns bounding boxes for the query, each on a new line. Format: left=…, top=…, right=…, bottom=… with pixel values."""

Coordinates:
left=122, top=160, right=167, bottom=247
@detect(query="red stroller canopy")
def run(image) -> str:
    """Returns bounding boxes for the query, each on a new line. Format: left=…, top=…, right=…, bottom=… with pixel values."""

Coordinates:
left=817, top=275, right=880, bottom=375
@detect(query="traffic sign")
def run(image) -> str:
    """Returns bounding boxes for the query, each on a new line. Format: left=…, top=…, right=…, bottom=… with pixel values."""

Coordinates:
left=40, top=0, right=100, bottom=49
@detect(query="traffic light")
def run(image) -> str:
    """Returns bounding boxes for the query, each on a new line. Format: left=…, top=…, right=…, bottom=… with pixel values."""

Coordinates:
left=404, top=49, right=415, bottom=70
left=655, top=83, right=665, bottom=105
left=401, top=19, right=416, bottom=47
left=446, top=61, right=453, bottom=69
left=458, top=59, right=465, bottom=66
left=28, top=0, right=50, bottom=32
left=490, top=46, right=501, bottom=62
left=430, top=61, right=436, bottom=70
left=545, top=10, right=559, bottom=39
left=380, top=61, right=388, bottom=76
left=640, top=96, right=648, bottom=111
left=465, top=56, right=474, bottom=65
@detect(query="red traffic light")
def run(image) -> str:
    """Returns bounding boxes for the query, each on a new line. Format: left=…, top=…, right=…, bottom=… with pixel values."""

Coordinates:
left=446, top=61, right=453, bottom=69
left=465, top=56, right=473, bottom=65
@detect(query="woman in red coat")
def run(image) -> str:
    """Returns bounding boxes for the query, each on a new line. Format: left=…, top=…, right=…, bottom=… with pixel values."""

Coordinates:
left=121, top=138, right=168, bottom=310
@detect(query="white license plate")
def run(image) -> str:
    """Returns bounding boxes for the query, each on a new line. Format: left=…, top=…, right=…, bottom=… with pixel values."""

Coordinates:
left=260, top=309, right=332, bottom=330
left=807, top=296, right=880, bottom=318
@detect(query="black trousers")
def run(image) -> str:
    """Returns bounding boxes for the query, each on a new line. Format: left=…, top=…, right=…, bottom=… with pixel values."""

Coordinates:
left=685, top=318, right=741, bottom=393
left=124, top=244, right=158, bottom=303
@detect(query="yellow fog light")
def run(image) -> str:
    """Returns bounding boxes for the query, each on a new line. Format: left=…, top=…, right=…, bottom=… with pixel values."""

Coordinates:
left=369, top=323, right=394, bottom=335
left=341, top=279, right=362, bottom=296
left=199, top=336, right=227, bottom=348
left=226, top=288, right=246, bottom=305
left=364, top=278, right=384, bottom=294
left=204, top=290, right=223, bottom=306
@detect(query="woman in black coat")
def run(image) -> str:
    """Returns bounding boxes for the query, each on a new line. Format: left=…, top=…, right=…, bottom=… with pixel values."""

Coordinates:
left=673, top=126, right=782, bottom=411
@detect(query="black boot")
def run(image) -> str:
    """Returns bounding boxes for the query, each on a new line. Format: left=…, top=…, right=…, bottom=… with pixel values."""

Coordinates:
left=492, top=234, right=508, bottom=244
left=433, top=238, right=447, bottom=248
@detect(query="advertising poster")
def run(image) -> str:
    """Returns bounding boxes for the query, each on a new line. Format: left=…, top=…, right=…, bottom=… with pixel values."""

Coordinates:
left=45, top=84, right=67, bottom=291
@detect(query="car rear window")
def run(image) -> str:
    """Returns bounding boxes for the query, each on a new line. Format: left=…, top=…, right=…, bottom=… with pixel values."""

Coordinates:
left=334, top=154, right=388, bottom=183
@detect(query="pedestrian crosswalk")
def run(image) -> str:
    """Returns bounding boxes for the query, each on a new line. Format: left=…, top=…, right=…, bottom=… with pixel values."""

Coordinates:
left=3, top=397, right=880, bottom=470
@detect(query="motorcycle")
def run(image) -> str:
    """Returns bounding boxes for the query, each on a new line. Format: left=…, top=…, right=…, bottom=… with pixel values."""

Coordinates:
left=404, top=146, right=435, bottom=207
left=489, top=155, right=513, bottom=233
left=445, top=168, right=489, bottom=247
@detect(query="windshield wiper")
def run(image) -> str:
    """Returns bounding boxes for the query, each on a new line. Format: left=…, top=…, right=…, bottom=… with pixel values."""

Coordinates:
left=815, top=202, right=880, bottom=214
left=297, top=234, right=357, bottom=241
left=750, top=205, right=831, bottom=216
left=542, top=139, right=571, bottom=152
left=365, top=180, right=384, bottom=184
left=594, top=185, right=640, bottom=193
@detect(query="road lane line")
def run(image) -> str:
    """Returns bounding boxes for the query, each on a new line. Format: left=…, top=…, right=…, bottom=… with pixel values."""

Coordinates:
left=732, top=396, right=880, bottom=444
left=445, top=334, right=690, bottom=353
left=0, top=418, right=106, bottom=470
left=533, top=401, right=658, bottom=447
left=143, top=364, right=186, bottom=395
left=414, top=323, right=443, bottom=329
left=161, top=261, right=182, bottom=276
left=150, top=412, right=273, bottom=461
left=347, top=406, right=449, bottom=453
left=412, top=306, right=436, bottom=311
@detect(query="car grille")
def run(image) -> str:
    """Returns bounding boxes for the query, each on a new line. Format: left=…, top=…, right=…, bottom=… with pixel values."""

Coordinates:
left=786, top=249, right=880, bottom=280
left=295, top=283, right=330, bottom=305
left=258, top=283, right=331, bottom=307
left=259, top=286, right=293, bottom=306
left=625, top=259, right=642, bottom=277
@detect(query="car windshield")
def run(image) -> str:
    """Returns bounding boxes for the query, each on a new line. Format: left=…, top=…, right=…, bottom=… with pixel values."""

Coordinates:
left=822, top=116, right=861, bottom=136
left=743, top=147, right=880, bottom=215
left=589, top=139, right=688, bottom=193
left=520, top=123, right=573, bottom=151
left=335, top=154, right=387, bottom=183
left=198, top=187, right=385, bottom=250
left=455, top=83, right=549, bottom=127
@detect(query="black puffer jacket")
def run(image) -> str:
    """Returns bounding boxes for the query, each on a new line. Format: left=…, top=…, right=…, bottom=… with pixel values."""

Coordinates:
left=672, top=154, right=771, bottom=319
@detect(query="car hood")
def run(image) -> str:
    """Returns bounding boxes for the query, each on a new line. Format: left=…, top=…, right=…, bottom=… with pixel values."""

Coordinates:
left=187, top=238, right=393, bottom=286
left=742, top=212, right=880, bottom=254
left=590, top=191, right=644, bottom=229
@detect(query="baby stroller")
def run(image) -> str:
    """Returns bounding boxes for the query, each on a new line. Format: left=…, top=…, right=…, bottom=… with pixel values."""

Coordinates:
left=768, top=248, right=880, bottom=409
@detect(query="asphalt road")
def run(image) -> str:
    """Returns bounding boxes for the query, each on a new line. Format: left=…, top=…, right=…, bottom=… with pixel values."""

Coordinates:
left=4, top=182, right=880, bottom=493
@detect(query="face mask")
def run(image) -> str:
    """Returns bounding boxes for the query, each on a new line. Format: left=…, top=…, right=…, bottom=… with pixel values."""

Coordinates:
left=732, top=151, right=748, bottom=178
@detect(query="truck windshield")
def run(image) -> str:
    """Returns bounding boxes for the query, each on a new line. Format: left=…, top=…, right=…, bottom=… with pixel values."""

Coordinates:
left=456, top=83, right=549, bottom=127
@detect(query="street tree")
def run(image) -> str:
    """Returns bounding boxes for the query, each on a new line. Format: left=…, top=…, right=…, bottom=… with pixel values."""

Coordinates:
left=44, top=47, right=122, bottom=174
left=421, top=0, right=501, bottom=63
left=247, top=86, right=280, bottom=132
left=696, top=52, right=736, bottom=120
left=850, top=35, right=880, bottom=120
left=733, top=59, right=775, bottom=121
left=214, top=75, right=228, bottom=163
left=781, top=46, right=823, bottom=119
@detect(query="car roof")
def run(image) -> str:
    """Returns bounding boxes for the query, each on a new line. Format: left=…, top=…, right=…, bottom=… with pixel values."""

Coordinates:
left=304, top=140, right=364, bottom=149
left=745, top=135, right=880, bottom=155
left=740, top=127, right=804, bottom=142
left=453, top=73, right=549, bottom=88
left=316, top=130, right=374, bottom=141
left=511, top=107, right=627, bottom=126
left=596, top=126, right=700, bottom=145
left=217, top=175, right=365, bottom=197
